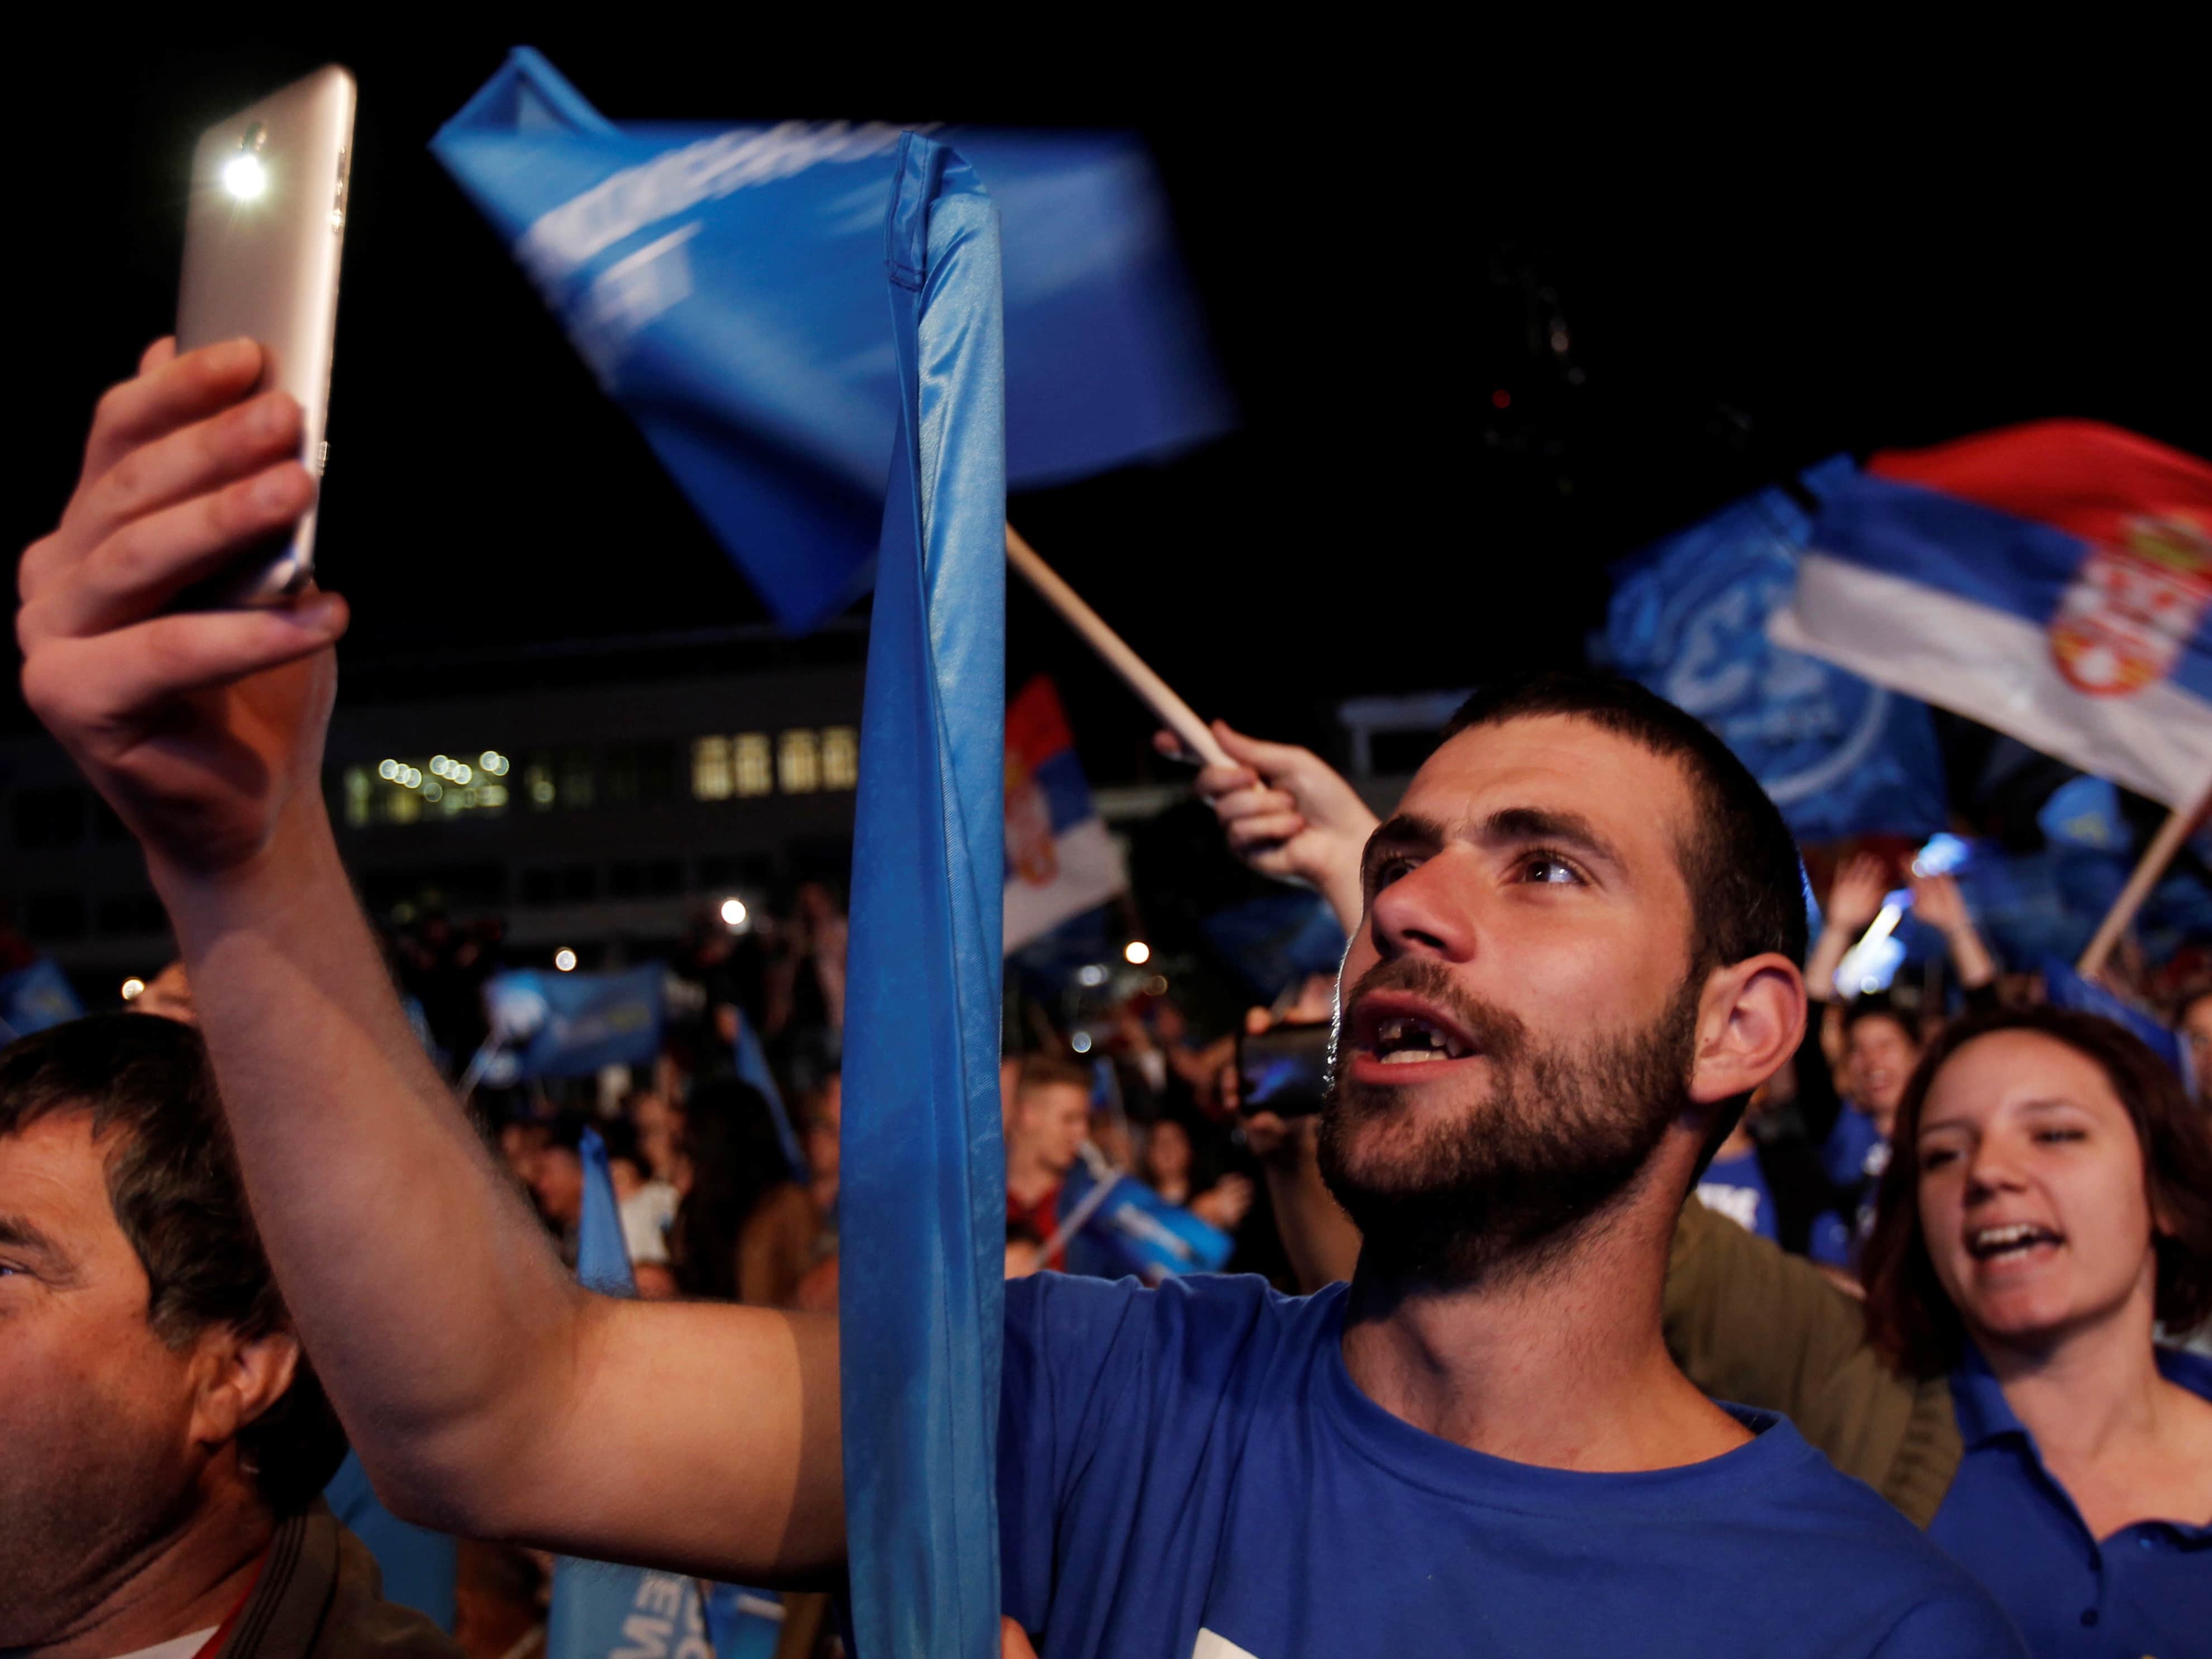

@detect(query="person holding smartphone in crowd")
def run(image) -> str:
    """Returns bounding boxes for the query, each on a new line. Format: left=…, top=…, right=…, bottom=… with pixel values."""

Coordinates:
left=18, top=339, right=2028, bottom=1656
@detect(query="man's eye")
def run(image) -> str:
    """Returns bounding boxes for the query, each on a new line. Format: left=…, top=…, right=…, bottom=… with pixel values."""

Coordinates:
left=1519, top=852, right=1581, bottom=885
left=1374, top=856, right=1417, bottom=887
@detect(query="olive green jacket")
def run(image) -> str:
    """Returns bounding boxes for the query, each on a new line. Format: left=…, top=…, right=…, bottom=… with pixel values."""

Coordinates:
left=1664, top=1197, right=1963, bottom=1527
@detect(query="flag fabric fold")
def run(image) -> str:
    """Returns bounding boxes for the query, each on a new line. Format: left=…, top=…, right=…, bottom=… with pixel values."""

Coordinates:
left=836, top=134, right=1008, bottom=1659
left=1772, top=421, right=2212, bottom=808
left=431, top=48, right=1229, bottom=630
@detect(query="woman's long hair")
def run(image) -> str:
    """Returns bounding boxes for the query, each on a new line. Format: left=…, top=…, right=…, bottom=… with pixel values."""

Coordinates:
left=1860, top=1004, right=2212, bottom=1376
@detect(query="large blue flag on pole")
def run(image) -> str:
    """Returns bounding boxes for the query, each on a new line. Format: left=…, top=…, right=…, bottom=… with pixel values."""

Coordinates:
left=431, top=49, right=1229, bottom=631
left=835, top=135, right=1008, bottom=1659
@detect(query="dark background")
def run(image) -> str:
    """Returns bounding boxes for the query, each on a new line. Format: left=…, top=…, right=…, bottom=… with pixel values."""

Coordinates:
left=7, top=35, right=2205, bottom=785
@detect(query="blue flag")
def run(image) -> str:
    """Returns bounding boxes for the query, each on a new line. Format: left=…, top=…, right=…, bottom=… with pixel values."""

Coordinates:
left=1601, top=466, right=1950, bottom=842
left=836, top=135, right=1007, bottom=1659
left=547, top=1131, right=785, bottom=1659
left=431, top=49, right=1231, bottom=630
left=731, top=1014, right=805, bottom=1182
left=482, top=966, right=664, bottom=1081
left=2039, top=957, right=2192, bottom=1085
left=0, top=957, right=83, bottom=1041
left=1200, top=889, right=1348, bottom=1002
left=1059, top=1155, right=1233, bottom=1283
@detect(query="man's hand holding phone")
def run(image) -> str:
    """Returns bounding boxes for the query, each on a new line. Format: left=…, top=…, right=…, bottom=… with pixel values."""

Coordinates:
left=17, top=337, right=347, bottom=879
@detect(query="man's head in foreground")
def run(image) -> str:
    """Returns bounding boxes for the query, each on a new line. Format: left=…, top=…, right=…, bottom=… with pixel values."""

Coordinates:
left=1322, top=672, right=1809, bottom=1288
left=0, top=1013, right=347, bottom=1650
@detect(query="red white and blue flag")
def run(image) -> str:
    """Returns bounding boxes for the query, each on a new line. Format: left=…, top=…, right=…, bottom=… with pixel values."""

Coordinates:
left=1772, top=421, right=2212, bottom=807
left=1003, top=676, right=1127, bottom=952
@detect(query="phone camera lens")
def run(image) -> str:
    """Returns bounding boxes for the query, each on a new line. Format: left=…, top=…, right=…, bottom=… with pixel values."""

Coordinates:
left=240, top=121, right=268, bottom=153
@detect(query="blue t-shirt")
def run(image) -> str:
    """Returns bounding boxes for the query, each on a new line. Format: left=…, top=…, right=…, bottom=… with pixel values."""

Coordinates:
left=1929, top=1343, right=2212, bottom=1659
left=999, top=1272, right=2023, bottom=1658
left=1696, top=1148, right=1777, bottom=1238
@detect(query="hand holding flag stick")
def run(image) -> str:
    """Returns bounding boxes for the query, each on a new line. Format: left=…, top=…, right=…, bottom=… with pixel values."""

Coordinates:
left=1005, top=525, right=1232, bottom=769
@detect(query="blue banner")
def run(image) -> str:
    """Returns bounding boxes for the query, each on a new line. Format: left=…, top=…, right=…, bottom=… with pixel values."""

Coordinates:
left=0, top=957, right=83, bottom=1041
left=836, top=135, right=1007, bottom=1659
left=1600, top=465, right=1950, bottom=843
left=431, top=49, right=1231, bottom=631
left=482, top=966, right=664, bottom=1081
left=548, top=1132, right=784, bottom=1659
left=1200, top=889, right=1348, bottom=1002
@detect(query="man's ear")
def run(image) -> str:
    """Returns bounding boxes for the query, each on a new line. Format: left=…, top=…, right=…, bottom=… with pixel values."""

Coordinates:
left=1689, top=953, right=1806, bottom=1109
left=189, top=1325, right=302, bottom=1452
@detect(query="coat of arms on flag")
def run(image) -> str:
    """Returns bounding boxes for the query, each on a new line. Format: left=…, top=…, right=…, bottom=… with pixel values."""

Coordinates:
left=2049, top=512, right=2212, bottom=697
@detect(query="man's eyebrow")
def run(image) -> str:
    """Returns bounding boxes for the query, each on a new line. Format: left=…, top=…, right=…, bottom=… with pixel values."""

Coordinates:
left=1477, top=806, right=1622, bottom=867
left=1361, top=813, right=1447, bottom=883
left=0, top=1212, right=65, bottom=1262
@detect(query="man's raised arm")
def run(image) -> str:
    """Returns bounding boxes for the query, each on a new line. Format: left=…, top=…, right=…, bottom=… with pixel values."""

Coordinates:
left=16, top=339, right=842, bottom=1581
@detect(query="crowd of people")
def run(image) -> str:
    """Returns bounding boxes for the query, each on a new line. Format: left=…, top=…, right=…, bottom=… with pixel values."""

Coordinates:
left=6, top=335, right=2211, bottom=1659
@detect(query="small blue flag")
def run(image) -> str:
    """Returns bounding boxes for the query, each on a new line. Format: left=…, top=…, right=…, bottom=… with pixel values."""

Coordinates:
left=482, top=966, right=664, bottom=1081
left=1200, top=890, right=1348, bottom=1002
left=836, top=135, right=1007, bottom=1659
left=2038, top=957, right=2192, bottom=1086
left=1601, top=465, right=1951, bottom=843
left=0, top=957, right=83, bottom=1041
left=547, top=1132, right=785, bottom=1659
left=1059, top=1155, right=1233, bottom=1283
left=432, top=49, right=1231, bottom=631
left=731, top=1014, right=805, bottom=1183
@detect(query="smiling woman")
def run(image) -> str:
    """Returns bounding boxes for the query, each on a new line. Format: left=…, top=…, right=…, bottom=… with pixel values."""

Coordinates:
left=1664, top=1004, right=2212, bottom=1658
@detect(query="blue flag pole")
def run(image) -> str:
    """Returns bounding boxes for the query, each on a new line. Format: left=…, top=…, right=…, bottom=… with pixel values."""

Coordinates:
left=837, top=134, right=1008, bottom=1659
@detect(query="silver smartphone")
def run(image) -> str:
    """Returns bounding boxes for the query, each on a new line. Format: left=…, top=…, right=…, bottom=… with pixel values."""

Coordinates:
left=176, top=65, right=356, bottom=604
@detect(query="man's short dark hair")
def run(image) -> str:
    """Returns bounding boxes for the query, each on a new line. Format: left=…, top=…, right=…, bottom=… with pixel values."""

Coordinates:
left=1017, top=1053, right=1094, bottom=1098
left=1841, top=994, right=1921, bottom=1043
left=0, top=1014, right=347, bottom=1512
left=1442, top=671, right=1809, bottom=975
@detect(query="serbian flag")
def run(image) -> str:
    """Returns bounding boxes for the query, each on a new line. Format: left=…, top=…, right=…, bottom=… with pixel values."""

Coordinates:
left=1003, top=676, right=1127, bottom=952
left=1771, top=421, right=2212, bottom=808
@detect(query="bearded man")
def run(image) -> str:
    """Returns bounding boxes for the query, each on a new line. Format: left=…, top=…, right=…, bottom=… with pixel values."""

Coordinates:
left=18, top=339, right=2020, bottom=1657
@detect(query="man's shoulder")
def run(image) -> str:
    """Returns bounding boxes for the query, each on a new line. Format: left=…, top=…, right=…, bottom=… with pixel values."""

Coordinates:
left=318, top=1521, right=467, bottom=1659
left=1729, top=1419, right=2021, bottom=1652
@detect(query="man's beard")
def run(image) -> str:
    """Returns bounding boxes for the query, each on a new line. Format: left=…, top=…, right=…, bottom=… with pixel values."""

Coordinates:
left=1318, top=957, right=1701, bottom=1289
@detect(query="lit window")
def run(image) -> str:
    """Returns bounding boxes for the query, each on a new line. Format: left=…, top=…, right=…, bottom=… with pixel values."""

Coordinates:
left=734, top=733, right=774, bottom=798
left=525, top=762, right=556, bottom=810
left=559, top=749, right=595, bottom=810
left=342, top=766, right=372, bottom=827
left=778, top=729, right=821, bottom=794
left=385, top=786, right=421, bottom=826
left=692, top=736, right=733, bottom=801
left=822, top=726, right=859, bottom=790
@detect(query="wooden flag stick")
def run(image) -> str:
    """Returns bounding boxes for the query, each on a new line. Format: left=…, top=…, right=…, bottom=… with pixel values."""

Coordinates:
left=1005, top=524, right=1233, bottom=769
left=2076, top=784, right=2210, bottom=980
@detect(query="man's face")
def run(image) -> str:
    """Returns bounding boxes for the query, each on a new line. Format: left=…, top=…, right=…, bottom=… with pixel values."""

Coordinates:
left=528, top=1146, right=586, bottom=1229
left=1320, top=717, right=1708, bottom=1284
left=1846, top=1014, right=1920, bottom=1126
left=1016, top=1084, right=1092, bottom=1177
left=2178, top=993, right=2212, bottom=1099
left=0, top=1114, right=207, bottom=1645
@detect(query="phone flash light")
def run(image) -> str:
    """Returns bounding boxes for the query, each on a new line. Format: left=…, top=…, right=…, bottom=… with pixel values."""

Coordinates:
left=223, top=152, right=267, bottom=199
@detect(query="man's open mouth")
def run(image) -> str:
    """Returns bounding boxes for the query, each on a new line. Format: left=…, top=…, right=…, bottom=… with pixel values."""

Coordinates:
left=1350, top=994, right=1481, bottom=1067
left=1966, top=1222, right=2064, bottom=1261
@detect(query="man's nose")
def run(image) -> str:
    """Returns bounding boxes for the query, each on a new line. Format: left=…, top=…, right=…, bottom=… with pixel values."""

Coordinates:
left=1368, top=851, right=1479, bottom=964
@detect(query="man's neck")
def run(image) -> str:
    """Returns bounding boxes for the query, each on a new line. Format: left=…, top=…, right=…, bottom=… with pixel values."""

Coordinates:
left=1005, top=1151, right=1062, bottom=1207
left=23, top=1488, right=272, bottom=1659
left=1341, top=1206, right=1749, bottom=1472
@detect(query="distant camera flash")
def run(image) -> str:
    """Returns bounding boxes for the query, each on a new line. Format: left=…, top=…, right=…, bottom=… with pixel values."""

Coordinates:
left=223, top=153, right=267, bottom=199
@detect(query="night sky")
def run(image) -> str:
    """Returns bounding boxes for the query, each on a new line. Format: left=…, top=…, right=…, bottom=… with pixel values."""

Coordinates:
left=8, top=36, right=2204, bottom=787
